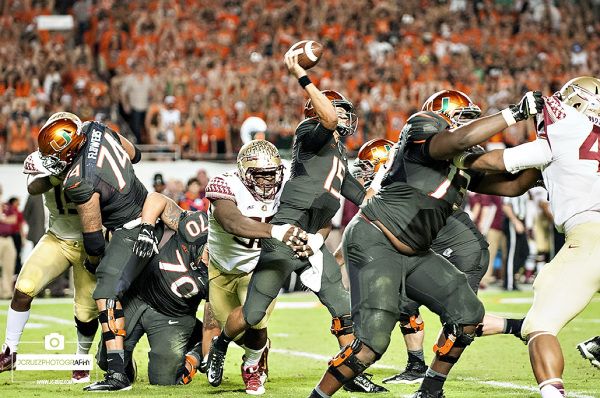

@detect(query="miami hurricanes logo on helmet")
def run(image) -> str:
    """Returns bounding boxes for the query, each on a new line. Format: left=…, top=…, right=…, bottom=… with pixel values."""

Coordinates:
left=49, top=129, right=74, bottom=152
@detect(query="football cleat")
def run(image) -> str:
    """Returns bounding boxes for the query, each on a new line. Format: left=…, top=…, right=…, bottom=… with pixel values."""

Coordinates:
left=206, top=337, right=226, bottom=387
left=0, top=345, right=16, bottom=372
left=83, top=370, right=131, bottom=391
left=241, top=363, right=265, bottom=395
left=413, top=390, right=445, bottom=398
left=576, top=336, right=600, bottom=369
left=382, top=361, right=427, bottom=384
left=72, top=369, right=90, bottom=383
left=343, top=373, right=389, bottom=393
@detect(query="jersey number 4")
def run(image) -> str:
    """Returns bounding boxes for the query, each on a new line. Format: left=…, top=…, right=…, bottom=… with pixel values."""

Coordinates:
left=579, top=124, right=600, bottom=172
left=97, top=133, right=130, bottom=189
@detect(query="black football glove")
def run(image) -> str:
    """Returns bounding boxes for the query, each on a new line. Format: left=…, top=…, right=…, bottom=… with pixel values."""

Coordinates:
left=509, top=90, right=544, bottom=122
left=133, top=223, right=158, bottom=258
left=83, top=257, right=99, bottom=274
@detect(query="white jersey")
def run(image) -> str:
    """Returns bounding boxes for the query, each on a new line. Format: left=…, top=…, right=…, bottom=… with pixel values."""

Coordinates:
left=205, top=171, right=285, bottom=274
left=43, top=184, right=82, bottom=241
left=537, top=96, right=600, bottom=232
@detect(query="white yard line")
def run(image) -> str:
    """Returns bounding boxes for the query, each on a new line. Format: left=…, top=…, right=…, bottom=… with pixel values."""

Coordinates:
left=0, top=310, right=73, bottom=325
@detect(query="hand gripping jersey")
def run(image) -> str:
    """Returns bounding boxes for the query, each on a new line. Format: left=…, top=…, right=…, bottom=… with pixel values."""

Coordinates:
left=536, top=96, right=600, bottom=232
left=273, top=118, right=365, bottom=233
left=62, top=121, right=147, bottom=229
left=133, top=211, right=208, bottom=318
left=362, top=111, right=484, bottom=253
left=205, top=171, right=285, bottom=274
left=44, top=183, right=82, bottom=241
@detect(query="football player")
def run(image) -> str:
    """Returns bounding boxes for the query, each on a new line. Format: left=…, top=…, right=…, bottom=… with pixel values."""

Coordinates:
left=0, top=146, right=98, bottom=383
left=456, top=76, right=600, bottom=398
left=97, top=192, right=208, bottom=386
left=307, top=89, right=544, bottom=398
left=206, top=51, right=386, bottom=394
left=204, top=139, right=288, bottom=395
left=352, top=134, right=524, bottom=386
left=36, top=111, right=149, bottom=391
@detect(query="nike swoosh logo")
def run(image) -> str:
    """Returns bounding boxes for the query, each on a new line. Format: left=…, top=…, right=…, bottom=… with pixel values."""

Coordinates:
left=168, top=320, right=179, bottom=325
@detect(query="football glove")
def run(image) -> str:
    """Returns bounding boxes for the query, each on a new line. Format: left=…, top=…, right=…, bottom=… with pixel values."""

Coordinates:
left=133, top=223, right=159, bottom=258
left=507, top=91, right=544, bottom=124
left=270, top=223, right=308, bottom=245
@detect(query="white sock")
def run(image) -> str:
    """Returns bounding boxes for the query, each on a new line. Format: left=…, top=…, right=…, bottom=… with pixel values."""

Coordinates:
left=540, top=384, right=565, bottom=398
left=243, top=341, right=268, bottom=368
left=5, top=308, right=30, bottom=353
left=76, top=331, right=95, bottom=355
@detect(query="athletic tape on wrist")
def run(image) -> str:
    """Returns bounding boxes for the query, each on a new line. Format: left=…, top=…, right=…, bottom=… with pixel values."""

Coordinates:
left=502, top=108, right=517, bottom=126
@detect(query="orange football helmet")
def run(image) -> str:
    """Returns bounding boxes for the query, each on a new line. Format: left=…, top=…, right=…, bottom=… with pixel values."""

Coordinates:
left=37, top=112, right=85, bottom=175
left=353, top=138, right=394, bottom=183
left=422, top=90, right=481, bottom=128
left=304, top=90, right=358, bottom=136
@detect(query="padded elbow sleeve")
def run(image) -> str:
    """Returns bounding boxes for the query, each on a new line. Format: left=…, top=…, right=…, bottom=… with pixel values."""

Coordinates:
left=131, top=146, right=142, bottom=164
left=83, top=230, right=105, bottom=257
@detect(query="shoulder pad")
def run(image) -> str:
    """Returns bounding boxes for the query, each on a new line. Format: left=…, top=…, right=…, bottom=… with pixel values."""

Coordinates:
left=404, top=111, right=449, bottom=142
left=178, top=210, right=209, bottom=245
left=205, top=175, right=237, bottom=203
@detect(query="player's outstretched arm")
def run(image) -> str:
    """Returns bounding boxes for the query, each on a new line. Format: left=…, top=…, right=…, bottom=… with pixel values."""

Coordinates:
left=75, top=193, right=104, bottom=272
left=116, top=132, right=142, bottom=164
left=471, top=168, right=542, bottom=197
left=458, top=139, right=552, bottom=173
left=140, top=192, right=183, bottom=230
left=429, top=91, right=544, bottom=160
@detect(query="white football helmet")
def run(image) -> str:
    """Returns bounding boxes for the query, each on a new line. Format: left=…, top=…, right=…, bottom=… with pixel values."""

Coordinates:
left=237, top=139, right=284, bottom=201
left=559, top=76, right=600, bottom=117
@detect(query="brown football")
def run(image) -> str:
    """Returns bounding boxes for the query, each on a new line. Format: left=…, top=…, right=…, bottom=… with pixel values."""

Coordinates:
left=287, top=40, right=323, bottom=70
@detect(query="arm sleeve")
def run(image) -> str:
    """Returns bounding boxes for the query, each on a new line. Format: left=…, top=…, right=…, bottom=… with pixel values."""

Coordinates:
left=341, top=173, right=366, bottom=206
left=503, top=138, right=552, bottom=173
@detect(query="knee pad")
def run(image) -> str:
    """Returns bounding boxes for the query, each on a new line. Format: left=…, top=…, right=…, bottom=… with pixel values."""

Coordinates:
left=74, top=302, right=99, bottom=324
left=326, top=339, right=370, bottom=384
left=98, top=299, right=125, bottom=341
left=15, top=279, right=36, bottom=297
left=75, top=316, right=99, bottom=337
left=331, top=315, right=353, bottom=337
left=433, top=323, right=481, bottom=360
left=400, top=315, right=424, bottom=335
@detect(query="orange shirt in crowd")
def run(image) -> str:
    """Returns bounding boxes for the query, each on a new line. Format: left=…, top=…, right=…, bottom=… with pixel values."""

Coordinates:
left=205, top=108, right=228, bottom=141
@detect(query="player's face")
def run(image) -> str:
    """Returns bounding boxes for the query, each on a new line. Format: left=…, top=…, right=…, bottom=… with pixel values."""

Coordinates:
left=336, top=107, right=350, bottom=128
left=253, top=170, right=276, bottom=185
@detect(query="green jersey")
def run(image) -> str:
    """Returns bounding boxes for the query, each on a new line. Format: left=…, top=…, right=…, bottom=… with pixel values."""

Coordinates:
left=63, top=121, right=147, bottom=229
left=273, top=118, right=365, bottom=233
left=362, top=111, right=484, bottom=253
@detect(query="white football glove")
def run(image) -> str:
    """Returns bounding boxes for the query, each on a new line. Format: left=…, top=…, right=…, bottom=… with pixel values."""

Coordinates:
left=23, top=151, right=51, bottom=176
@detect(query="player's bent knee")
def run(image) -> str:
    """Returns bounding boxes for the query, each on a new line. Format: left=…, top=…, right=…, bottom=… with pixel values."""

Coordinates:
left=326, top=339, right=374, bottom=384
left=244, top=310, right=266, bottom=327
left=15, top=280, right=37, bottom=297
left=434, top=323, right=482, bottom=362
left=148, top=353, right=183, bottom=385
left=98, top=299, right=125, bottom=341
left=74, top=303, right=99, bottom=324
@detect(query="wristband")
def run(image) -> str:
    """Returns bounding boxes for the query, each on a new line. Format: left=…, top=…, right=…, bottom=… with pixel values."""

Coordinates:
left=452, top=152, right=469, bottom=170
left=271, top=223, right=292, bottom=241
left=501, top=108, right=517, bottom=126
left=298, top=75, right=312, bottom=89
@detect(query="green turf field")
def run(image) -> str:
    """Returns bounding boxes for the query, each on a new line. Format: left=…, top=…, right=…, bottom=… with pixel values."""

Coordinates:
left=1, top=289, right=599, bottom=397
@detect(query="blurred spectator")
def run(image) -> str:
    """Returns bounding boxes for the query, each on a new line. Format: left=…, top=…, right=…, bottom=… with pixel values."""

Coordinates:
left=152, top=173, right=166, bottom=193
left=7, top=197, right=25, bottom=276
left=179, top=176, right=208, bottom=213
left=0, top=184, right=17, bottom=299
left=120, top=60, right=153, bottom=144
left=470, top=193, right=506, bottom=289
left=159, top=95, right=180, bottom=146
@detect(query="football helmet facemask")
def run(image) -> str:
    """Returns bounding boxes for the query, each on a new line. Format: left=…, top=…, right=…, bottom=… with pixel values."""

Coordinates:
left=37, top=112, right=85, bottom=175
left=304, top=90, right=358, bottom=136
left=237, top=139, right=284, bottom=201
left=558, top=76, right=600, bottom=117
left=422, top=90, right=482, bottom=128
left=353, top=138, right=394, bottom=183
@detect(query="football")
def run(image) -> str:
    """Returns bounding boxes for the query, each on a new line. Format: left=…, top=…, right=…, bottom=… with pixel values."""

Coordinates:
left=287, top=40, right=323, bottom=70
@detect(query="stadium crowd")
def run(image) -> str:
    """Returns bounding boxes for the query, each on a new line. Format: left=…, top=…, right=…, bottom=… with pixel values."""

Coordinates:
left=1, top=0, right=599, bottom=162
